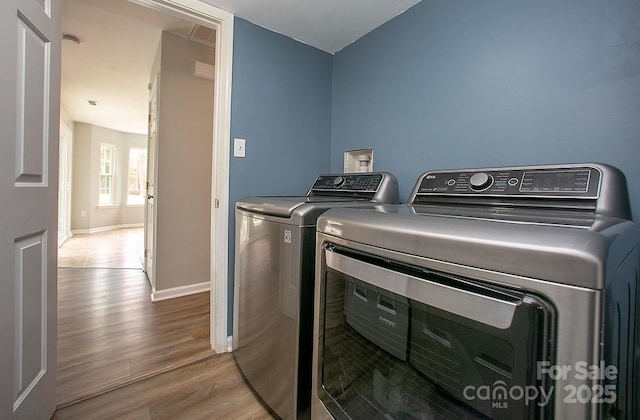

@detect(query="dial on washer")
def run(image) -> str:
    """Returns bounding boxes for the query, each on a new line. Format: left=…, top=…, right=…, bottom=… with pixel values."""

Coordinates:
left=469, top=172, right=493, bottom=190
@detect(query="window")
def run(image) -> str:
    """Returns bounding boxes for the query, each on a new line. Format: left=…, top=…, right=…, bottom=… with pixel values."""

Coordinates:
left=127, top=147, right=147, bottom=205
left=99, top=143, right=116, bottom=205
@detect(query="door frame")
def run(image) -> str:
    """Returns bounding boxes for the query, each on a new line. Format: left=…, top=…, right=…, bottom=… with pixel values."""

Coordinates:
left=131, top=0, right=233, bottom=353
left=58, top=119, right=73, bottom=247
left=144, top=73, right=159, bottom=291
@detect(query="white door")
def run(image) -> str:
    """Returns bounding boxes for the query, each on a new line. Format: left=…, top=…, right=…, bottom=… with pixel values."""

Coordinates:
left=0, top=0, right=60, bottom=419
left=144, top=75, right=158, bottom=290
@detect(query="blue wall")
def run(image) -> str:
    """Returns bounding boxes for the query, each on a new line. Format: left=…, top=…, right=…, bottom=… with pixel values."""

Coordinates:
left=228, top=18, right=333, bottom=331
left=227, top=1, right=640, bottom=333
left=331, top=0, right=640, bottom=215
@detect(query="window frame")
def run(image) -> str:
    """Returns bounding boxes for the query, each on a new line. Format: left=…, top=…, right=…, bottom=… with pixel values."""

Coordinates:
left=99, top=143, right=116, bottom=206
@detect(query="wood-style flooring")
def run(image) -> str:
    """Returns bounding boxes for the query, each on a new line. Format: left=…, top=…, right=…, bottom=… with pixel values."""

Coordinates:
left=56, top=268, right=217, bottom=407
left=53, top=353, right=273, bottom=419
left=58, top=227, right=144, bottom=269
left=56, top=228, right=273, bottom=418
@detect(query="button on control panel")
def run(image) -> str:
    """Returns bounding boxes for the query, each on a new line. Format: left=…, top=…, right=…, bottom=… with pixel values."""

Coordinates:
left=416, top=167, right=600, bottom=198
left=311, top=174, right=383, bottom=192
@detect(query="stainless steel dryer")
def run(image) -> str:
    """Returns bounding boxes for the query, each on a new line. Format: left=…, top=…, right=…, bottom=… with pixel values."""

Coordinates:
left=312, top=163, right=639, bottom=420
left=233, top=172, right=399, bottom=420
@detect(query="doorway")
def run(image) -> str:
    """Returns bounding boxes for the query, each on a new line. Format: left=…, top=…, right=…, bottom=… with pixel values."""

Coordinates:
left=57, top=0, right=233, bottom=406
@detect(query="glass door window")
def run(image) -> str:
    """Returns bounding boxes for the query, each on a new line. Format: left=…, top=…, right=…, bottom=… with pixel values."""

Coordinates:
left=319, top=245, right=554, bottom=420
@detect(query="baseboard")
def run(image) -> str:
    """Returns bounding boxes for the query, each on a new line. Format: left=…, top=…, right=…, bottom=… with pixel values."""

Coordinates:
left=151, top=282, right=210, bottom=302
left=72, top=223, right=144, bottom=235
left=58, top=232, right=73, bottom=247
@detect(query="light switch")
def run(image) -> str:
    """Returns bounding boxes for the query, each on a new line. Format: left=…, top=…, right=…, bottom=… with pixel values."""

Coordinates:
left=234, top=138, right=246, bottom=158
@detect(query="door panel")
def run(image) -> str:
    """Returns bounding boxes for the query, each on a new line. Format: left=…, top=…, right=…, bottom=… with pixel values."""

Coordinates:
left=14, top=232, right=47, bottom=408
left=0, top=0, right=60, bottom=418
left=16, top=14, right=48, bottom=184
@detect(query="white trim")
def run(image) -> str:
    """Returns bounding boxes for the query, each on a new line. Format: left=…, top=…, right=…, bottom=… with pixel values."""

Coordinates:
left=226, top=335, right=233, bottom=352
left=210, top=8, right=233, bottom=355
left=59, top=118, right=73, bottom=244
left=130, top=0, right=233, bottom=354
left=57, top=232, right=72, bottom=247
left=151, top=281, right=210, bottom=302
left=72, top=223, right=144, bottom=235
left=60, top=118, right=72, bottom=140
left=98, top=142, right=117, bottom=206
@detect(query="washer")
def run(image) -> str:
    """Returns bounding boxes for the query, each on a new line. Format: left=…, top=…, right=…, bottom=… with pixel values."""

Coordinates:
left=312, top=163, right=639, bottom=420
left=233, top=172, right=399, bottom=420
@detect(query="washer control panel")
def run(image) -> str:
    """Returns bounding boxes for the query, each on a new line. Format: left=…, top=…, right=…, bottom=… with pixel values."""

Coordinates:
left=415, top=166, right=600, bottom=198
left=311, top=173, right=383, bottom=192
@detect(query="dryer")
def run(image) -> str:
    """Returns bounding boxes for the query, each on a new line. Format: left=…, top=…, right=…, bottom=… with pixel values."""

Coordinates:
left=312, top=163, right=639, bottom=420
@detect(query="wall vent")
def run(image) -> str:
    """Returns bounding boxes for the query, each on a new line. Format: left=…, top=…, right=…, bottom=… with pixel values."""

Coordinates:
left=194, top=61, right=215, bottom=81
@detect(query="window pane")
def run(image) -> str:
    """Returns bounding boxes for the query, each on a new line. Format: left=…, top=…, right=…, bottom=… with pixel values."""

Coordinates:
left=99, top=144, right=116, bottom=205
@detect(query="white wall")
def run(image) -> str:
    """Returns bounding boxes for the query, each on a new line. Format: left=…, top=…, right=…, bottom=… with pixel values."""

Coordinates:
left=71, top=123, right=147, bottom=232
left=151, top=31, right=214, bottom=294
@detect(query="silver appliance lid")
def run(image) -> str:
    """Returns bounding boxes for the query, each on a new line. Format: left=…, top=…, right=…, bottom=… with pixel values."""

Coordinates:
left=235, top=172, right=399, bottom=223
left=317, top=205, right=637, bottom=289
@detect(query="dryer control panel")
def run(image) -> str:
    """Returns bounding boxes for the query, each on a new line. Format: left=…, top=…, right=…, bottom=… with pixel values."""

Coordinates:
left=409, top=163, right=632, bottom=222
left=416, top=166, right=599, bottom=197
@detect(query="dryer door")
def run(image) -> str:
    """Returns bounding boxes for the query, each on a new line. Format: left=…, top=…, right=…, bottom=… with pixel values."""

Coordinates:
left=316, top=244, right=555, bottom=420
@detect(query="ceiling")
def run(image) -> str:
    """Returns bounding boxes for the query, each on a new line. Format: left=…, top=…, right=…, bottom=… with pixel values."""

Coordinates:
left=203, top=0, right=422, bottom=54
left=61, top=0, right=422, bottom=135
left=61, top=0, right=194, bottom=134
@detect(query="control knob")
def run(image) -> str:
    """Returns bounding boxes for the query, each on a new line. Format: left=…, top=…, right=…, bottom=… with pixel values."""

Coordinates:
left=333, top=176, right=346, bottom=188
left=469, top=172, right=493, bottom=191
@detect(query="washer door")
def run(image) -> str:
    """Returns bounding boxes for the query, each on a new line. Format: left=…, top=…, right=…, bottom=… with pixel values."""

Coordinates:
left=318, top=245, right=555, bottom=420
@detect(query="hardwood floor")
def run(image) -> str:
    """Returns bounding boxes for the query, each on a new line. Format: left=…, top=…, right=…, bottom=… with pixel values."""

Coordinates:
left=58, top=227, right=144, bottom=269
left=52, top=353, right=274, bottom=419
left=57, top=268, right=217, bottom=407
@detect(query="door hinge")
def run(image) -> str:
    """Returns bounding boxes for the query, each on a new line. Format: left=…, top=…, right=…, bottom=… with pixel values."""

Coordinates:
left=144, top=249, right=148, bottom=257
left=215, top=198, right=220, bottom=208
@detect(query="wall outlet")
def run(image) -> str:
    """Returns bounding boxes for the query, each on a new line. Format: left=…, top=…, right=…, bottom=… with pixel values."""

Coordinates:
left=234, top=138, right=246, bottom=158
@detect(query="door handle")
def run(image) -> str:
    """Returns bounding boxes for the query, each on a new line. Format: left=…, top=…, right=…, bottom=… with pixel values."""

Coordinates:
left=325, top=249, right=518, bottom=329
left=147, top=194, right=154, bottom=199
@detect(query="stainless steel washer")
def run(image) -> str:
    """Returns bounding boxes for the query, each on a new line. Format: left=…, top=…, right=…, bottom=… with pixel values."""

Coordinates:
left=312, top=163, right=639, bottom=420
left=233, top=172, right=399, bottom=420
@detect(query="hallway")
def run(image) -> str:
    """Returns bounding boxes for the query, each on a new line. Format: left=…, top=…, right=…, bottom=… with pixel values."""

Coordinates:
left=56, top=267, right=217, bottom=407
left=56, top=228, right=218, bottom=408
